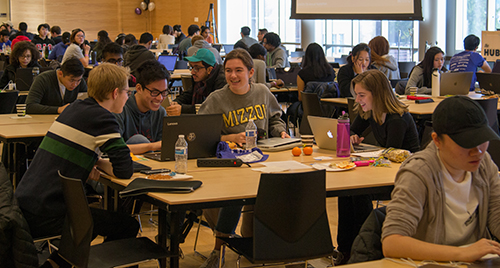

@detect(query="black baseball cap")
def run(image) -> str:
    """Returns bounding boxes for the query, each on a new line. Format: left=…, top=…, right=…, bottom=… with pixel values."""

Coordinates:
left=432, top=96, right=500, bottom=148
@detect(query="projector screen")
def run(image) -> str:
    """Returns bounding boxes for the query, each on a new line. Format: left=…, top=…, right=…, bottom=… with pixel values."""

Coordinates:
left=291, top=0, right=423, bottom=21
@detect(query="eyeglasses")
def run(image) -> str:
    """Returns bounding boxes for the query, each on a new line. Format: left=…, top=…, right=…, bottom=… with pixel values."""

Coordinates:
left=188, top=65, right=206, bottom=73
left=76, top=34, right=85, bottom=38
left=105, top=58, right=123, bottom=64
left=20, top=54, right=32, bottom=59
left=144, top=86, right=168, bottom=98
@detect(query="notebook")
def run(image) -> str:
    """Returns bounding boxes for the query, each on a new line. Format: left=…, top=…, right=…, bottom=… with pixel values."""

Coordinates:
left=143, top=114, right=223, bottom=161
left=275, top=67, right=301, bottom=87
left=133, top=161, right=152, bottom=172
left=308, top=115, right=338, bottom=150
left=15, top=67, right=53, bottom=91
left=439, top=72, right=473, bottom=96
left=476, top=72, right=500, bottom=93
left=157, top=55, right=177, bottom=73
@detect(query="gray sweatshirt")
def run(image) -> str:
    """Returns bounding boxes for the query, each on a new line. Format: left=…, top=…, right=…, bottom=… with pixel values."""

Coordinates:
left=199, top=83, right=286, bottom=137
left=382, top=142, right=500, bottom=245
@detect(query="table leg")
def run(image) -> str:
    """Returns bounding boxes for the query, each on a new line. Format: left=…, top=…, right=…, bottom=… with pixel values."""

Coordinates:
left=158, top=208, right=168, bottom=268
left=169, top=210, right=182, bottom=268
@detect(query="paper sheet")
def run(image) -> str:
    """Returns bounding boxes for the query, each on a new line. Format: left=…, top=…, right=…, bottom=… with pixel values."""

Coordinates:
left=261, top=160, right=311, bottom=170
left=352, top=149, right=384, bottom=158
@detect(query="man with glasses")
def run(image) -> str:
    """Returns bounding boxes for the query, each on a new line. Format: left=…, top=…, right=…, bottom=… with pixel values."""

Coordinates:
left=102, top=42, right=137, bottom=87
left=262, top=32, right=289, bottom=68
left=166, top=48, right=226, bottom=116
left=26, top=58, right=87, bottom=114
left=114, top=59, right=170, bottom=154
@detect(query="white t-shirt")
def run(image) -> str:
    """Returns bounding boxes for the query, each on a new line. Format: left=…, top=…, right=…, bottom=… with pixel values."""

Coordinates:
left=61, top=43, right=84, bottom=64
left=438, top=152, right=479, bottom=246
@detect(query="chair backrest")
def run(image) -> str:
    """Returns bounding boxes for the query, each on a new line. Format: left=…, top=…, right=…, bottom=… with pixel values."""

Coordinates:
left=474, top=98, right=499, bottom=134
left=398, top=62, right=416, bottom=78
left=0, top=91, right=19, bottom=114
left=175, top=59, right=189, bottom=70
left=300, top=92, right=324, bottom=135
left=487, top=140, right=500, bottom=167
left=347, top=97, right=357, bottom=122
left=253, top=169, right=334, bottom=262
left=58, top=172, right=93, bottom=268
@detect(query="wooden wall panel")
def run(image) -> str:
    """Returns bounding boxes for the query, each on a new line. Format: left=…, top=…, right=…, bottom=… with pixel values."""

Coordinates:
left=10, top=0, right=217, bottom=42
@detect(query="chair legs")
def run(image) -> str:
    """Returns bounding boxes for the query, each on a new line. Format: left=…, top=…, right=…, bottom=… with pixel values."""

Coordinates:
left=193, top=215, right=207, bottom=260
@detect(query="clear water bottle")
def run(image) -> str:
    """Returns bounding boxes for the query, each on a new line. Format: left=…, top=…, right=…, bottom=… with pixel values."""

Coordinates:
left=337, top=111, right=351, bottom=157
left=245, top=119, right=257, bottom=150
left=1, top=43, right=5, bottom=53
left=175, top=134, right=188, bottom=174
left=32, top=67, right=40, bottom=77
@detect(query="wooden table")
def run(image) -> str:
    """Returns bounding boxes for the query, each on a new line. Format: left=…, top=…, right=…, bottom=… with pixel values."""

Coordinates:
left=100, top=147, right=399, bottom=268
left=270, top=86, right=298, bottom=93
left=170, top=69, right=191, bottom=80
left=342, top=259, right=467, bottom=268
left=0, top=114, right=57, bottom=125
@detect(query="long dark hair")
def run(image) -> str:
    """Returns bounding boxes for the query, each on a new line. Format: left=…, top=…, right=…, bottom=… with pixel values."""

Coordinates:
left=415, top=46, right=447, bottom=88
left=347, top=43, right=371, bottom=66
left=301, top=43, right=333, bottom=79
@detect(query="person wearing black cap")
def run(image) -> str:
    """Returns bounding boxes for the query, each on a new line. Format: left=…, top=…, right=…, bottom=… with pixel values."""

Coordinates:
left=449, top=34, right=491, bottom=91
left=382, top=95, right=500, bottom=262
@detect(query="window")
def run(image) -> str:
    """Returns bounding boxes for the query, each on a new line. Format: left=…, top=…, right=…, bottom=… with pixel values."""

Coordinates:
left=456, top=0, right=488, bottom=50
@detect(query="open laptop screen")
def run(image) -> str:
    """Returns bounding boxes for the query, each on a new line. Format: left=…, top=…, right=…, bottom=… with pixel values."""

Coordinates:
left=157, top=55, right=177, bottom=72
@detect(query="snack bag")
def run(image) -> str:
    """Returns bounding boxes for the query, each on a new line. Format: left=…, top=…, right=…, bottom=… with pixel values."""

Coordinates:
left=382, top=147, right=411, bottom=163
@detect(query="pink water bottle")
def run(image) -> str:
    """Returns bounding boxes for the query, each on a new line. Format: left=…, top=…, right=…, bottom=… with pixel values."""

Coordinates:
left=337, top=111, right=351, bottom=157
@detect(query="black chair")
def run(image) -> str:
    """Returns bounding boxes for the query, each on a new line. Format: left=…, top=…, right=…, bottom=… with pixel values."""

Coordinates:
left=398, top=62, right=416, bottom=79
left=58, top=172, right=171, bottom=268
left=0, top=90, right=19, bottom=113
left=175, top=59, right=189, bottom=70
left=474, top=98, right=499, bottom=134
left=300, top=92, right=325, bottom=135
left=220, top=170, right=337, bottom=268
left=390, top=78, right=408, bottom=89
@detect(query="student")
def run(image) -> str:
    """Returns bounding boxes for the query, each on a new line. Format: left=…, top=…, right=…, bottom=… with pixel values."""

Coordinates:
left=0, top=29, right=11, bottom=48
left=173, top=24, right=186, bottom=44
left=257, top=28, right=267, bottom=44
left=198, top=48, right=290, bottom=268
left=449, top=34, right=491, bottom=91
left=26, top=58, right=87, bottom=114
left=368, top=36, right=400, bottom=79
left=187, top=35, right=223, bottom=64
left=114, top=59, right=170, bottom=154
left=262, top=32, right=289, bottom=68
left=123, top=32, right=155, bottom=77
left=201, top=25, right=213, bottom=44
left=31, top=23, right=55, bottom=53
left=247, top=43, right=284, bottom=88
left=158, top=24, right=175, bottom=50
left=102, top=42, right=136, bottom=87
left=15, top=62, right=139, bottom=246
left=405, top=46, right=447, bottom=95
left=48, top=31, right=70, bottom=61
left=166, top=48, right=226, bottom=115
left=337, top=43, right=374, bottom=98
left=178, top=24, right=200, bottom=56
left=236, top=26, right=258, bottom=48
left=61, top=28, right=91, bottom=67
left=297, top=42, right=336, bottom=101
left=0, top=41, right=41, bottom=89
left=50, top=25, right=62, bottom=44
left=93, top=30, right=112, bottom=62
left=337, top=69, right=420, bottom=263
left=382, top=95, right=500, bottom=262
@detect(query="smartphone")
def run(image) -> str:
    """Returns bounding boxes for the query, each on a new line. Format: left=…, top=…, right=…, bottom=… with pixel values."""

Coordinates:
left=140, top=168, right=171, bottom=174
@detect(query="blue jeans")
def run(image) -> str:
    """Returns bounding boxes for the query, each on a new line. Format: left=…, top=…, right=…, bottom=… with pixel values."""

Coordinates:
left=126, top=134, right=151, bottom=145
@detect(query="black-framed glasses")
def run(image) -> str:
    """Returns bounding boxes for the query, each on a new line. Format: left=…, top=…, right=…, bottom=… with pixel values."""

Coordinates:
left=188, top=65, right=206, bottom=72
left=105, top=58, right=123, bottom=64
left=144, top=86, right=168, bottom=98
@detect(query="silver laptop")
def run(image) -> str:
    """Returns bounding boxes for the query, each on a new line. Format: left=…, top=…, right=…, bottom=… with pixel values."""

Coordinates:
left=308, top=116, right=338, bottom=150
left=257, top=137, right=301, bottom=151
left=440, top=72, right=473, bottom=96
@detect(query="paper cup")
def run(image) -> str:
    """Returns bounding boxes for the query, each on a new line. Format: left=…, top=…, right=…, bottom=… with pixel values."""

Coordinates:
left=195, top=104, right=201, bottom=114
left=16, top=104, right=26, bottom=117
left=301, top=134, right=314, bottom=147
left=409, top=87, right=417, bottom=95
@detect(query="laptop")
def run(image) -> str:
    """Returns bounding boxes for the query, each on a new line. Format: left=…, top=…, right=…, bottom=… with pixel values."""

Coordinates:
left=223, top=44, right=234, bottom=54
left=308, top=115, right=381, bottom=153
left=157, top=55, right=177, bottom=73
left=143, top=114, right=223, bottom=161
left=439, top=72, right=473, bottom=96
left=16, top=67, right=53, bottom=91
left=275, top=67, right=301, bottom=87
left=308, top=115, right=337, bottom=150
left=257, top=137, right=301, bottom=151
left=476, top=72, right=500, bottom=93
left=212, top=44, right=222, bottom=52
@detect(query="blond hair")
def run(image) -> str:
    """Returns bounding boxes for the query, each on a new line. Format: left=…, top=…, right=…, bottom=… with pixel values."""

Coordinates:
left=351, top=69, right=408, bottom=125
left=87, top=63, right=130, bottom=102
